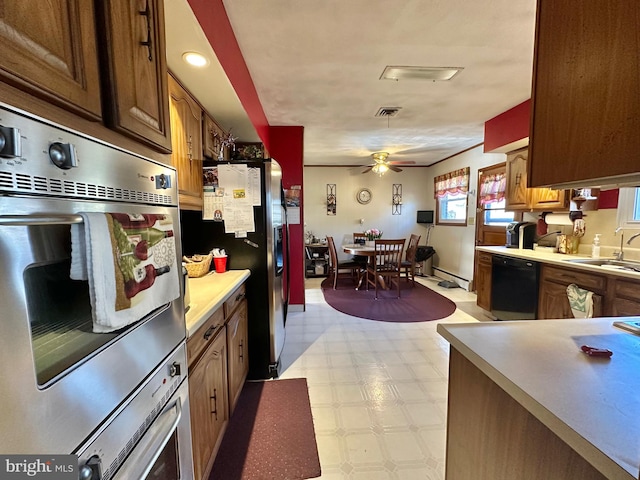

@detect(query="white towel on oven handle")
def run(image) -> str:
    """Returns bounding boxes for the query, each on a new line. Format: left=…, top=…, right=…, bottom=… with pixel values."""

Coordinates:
left=71, top=212, right=180, bottom=333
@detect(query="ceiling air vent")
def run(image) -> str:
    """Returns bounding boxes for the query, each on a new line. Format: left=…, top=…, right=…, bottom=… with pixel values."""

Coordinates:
left=375, top=107, right=401, bottom=118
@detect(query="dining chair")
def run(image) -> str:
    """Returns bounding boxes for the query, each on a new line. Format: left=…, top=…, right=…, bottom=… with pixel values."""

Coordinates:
left=326, top=236, right=361, bottom=289
left=366, top=239, right=405, bottom=299
left=401, top=234, right=421, bottom=286
left=351, top=232, right=369, bottom=265
left=353, top=232, right=367, bottom=244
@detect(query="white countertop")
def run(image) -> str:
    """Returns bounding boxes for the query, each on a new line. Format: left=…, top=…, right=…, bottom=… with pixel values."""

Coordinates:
left=437, top=318, right=640, bottom=480
left=184, top=269, right=250, bottom=337
left=477, top=245, right=640, bottom=280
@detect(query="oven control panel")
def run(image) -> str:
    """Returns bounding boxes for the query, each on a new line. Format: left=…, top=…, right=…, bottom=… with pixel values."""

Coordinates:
left=0, top=103, right=177, bottom=205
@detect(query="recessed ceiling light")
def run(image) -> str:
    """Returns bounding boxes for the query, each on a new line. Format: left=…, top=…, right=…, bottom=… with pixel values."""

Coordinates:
left=182, top=52, right=209, bottom=67
left=380, top=66, right=463, bottom=82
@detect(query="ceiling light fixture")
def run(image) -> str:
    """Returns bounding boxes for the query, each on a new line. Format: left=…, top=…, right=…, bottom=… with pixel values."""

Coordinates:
left=372, top=152, right=389, bottom=163
left=380, top=65, right=463, bottom=82
left=182, top=51, right=209, bottom=67
left=371, top=163, right=389, bottom=176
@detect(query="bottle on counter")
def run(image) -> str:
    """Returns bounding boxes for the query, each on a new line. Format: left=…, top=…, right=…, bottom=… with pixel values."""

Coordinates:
left=125, top=265, right=171, bottom=298
left=591, top=234, right=601, bottom=258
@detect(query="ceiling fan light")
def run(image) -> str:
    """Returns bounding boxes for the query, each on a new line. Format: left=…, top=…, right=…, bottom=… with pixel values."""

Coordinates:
left=371, top=163, right=389, bottom=176
left=372, top=152, right=389, bottom=163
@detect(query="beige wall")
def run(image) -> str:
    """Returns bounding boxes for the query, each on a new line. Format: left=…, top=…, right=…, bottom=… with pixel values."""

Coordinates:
left=303, top=166, right=434, bottom=262
left=303, top=145, right=505, bottom=286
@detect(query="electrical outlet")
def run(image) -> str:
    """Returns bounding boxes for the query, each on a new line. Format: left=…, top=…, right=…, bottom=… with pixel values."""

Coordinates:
left=468, top=216, right=475, bottom=225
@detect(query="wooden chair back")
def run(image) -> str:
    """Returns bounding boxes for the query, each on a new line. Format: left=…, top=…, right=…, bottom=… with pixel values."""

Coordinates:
left=327, top=236, right=360, bottom=289
left=353, top=232, right=366, bottom=244
left=366, top=239, right=405, bottom=298
left=327, top=236, right=339, bottom=268
left=406, top=234, right=421, bottom=262
left=402, top=233, right=421, bottom=285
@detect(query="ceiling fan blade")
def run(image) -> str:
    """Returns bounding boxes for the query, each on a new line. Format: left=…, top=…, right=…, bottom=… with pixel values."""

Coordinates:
left=362, top=166, right=373, bottom=174
left=389, top=165, right=403, bottom=172
left=389, top=160, right=416, bottom=165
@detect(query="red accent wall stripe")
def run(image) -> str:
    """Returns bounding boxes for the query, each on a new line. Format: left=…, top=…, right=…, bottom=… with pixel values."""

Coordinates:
left=484, top=99, right=531, bottom=152
left=269, top=126, right=305, bottom=305
left=186, top=0, right=271, bottom=151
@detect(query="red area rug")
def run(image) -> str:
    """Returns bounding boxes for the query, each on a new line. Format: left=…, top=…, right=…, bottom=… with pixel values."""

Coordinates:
left=321, top=277, right=457, bottom=322
left=209, top=378, right=321, bottom=480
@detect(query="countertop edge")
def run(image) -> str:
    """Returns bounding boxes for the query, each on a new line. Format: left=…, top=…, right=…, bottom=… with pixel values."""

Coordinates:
left=185, top=269, right=251, bottom=337
left=477, top=245, right=640, bottom=280
left=436, top=321, right=637, bottom=480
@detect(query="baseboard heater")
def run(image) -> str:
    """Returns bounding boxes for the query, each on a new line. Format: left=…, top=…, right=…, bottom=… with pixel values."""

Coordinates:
left=432, top=267, right=470, bottom=291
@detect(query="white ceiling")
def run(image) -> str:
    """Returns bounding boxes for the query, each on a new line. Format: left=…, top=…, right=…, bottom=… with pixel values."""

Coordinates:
left=165, top=0, right=537, bottom=168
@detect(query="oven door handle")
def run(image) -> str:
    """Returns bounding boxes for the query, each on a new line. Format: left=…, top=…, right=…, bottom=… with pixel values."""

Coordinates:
left=113, top=396, right=182, bottom=480
left=0, top=214, right=83, bottom=225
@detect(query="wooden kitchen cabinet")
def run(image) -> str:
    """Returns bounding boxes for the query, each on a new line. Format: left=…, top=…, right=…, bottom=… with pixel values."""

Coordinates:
left=537, top=265, right=604, bottom=319
left=475, top=252, right=493, bottom=311
left=189, top=325, right=228, bottom=480
left=505, top=148, right=568, bottom=211
left=226, top=299, right=248, bottom=414
left=187, top=280, right=249, bottom=480
left=0, top=1, right=102, bottom=119
left=203, top=113, right=231, bottom=161
left=95, top=0, right=172, bottom=152
left=529, top=0, right=640, bottom=188
left=168, top=73, right=204, bottom=210
left=609, top=277, right=640, bottom=317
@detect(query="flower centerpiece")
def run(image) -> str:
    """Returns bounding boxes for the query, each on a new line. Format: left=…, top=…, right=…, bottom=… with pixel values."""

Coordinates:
left=364, top=228, right=383, bottom=246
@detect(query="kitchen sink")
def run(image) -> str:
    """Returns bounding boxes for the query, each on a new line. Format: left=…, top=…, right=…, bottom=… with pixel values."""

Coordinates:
left=564, top=258, right=640, bottom=272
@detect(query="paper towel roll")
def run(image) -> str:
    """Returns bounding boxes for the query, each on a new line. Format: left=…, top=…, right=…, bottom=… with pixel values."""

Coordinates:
left=545, top=213, right=573, bottom=226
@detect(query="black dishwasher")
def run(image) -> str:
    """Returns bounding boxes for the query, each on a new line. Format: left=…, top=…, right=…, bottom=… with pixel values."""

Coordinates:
left=491, top=255, right=540, bottom=320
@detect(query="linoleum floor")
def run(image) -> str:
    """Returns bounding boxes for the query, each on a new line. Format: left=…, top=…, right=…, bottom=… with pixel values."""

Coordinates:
left=279, top=276, right=483, bottom=480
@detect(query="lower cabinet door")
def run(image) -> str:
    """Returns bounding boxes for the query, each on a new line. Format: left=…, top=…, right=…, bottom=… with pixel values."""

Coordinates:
left=189, top=327, right=228, bottom=480
left=226, top=301, right=248, bottom=414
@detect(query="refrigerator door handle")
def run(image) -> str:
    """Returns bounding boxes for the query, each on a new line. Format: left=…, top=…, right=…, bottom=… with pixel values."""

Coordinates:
left=243, top=239, right=259, bottom=248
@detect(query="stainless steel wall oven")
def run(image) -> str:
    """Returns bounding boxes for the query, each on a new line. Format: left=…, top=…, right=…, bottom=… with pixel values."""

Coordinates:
left=0, top=104, right=193, bottom=478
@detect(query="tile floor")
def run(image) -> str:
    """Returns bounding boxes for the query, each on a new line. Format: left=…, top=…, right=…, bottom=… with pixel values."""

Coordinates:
left=279, top=275, right=483, bottom=480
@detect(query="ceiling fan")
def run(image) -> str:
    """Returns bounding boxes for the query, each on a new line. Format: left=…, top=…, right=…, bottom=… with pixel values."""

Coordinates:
left=361, top=152, right=415, bottom=175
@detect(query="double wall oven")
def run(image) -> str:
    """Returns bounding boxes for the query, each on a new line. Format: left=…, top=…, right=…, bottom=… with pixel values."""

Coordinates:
left=0, top=104, right=193, bottom=479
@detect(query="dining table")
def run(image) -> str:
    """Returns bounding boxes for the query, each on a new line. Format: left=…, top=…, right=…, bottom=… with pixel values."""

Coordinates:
left=342, top=243, right=386, bottom=290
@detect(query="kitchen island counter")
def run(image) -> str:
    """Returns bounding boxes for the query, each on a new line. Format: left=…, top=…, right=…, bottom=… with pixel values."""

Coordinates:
left=437, top=318, right=640, bottom=479
left=185, top=269, right=250, bottom=337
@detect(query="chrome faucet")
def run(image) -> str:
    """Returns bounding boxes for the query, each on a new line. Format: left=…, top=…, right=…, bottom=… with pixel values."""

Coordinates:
left=627, top=231, right=640, bottom=246
left=614, top=227, right=624, bottom=260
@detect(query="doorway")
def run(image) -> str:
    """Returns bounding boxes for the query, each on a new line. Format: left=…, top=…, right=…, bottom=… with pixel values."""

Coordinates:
left=472, top=162, right=521, bottom=291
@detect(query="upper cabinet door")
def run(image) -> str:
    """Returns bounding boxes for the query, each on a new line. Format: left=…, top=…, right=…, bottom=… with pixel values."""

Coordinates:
left=529, top=0, right=640, bottom=188
left=203, top=114, right=230, bottom=161
left=96, top=0, right=172, bottom=152
left=505, top=150, right=530, bottom=210
left=168, top=74, right=203, bottom=210
left=0, top=0, right=102, bottom=119
left=506, top=148, right=568, bottom=211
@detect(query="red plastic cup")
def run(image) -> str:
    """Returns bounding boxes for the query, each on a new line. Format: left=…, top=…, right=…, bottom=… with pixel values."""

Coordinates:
left=213, top=255, right=227, bottom=273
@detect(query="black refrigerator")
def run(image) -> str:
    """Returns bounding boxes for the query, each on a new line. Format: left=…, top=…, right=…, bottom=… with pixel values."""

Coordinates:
left=180, top=159, right=288, bottom=379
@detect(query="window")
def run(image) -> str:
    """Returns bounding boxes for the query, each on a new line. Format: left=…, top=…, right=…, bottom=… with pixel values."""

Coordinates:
left=478, top=170, right=514, bottom=226
left=434, top=167, right=469, bottom=226
left=617, top=187, right=640, bottom=229
left=483, top=198, right=515, bottom=226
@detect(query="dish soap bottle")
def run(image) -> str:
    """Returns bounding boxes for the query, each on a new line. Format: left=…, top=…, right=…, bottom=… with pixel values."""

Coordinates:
left=591, top=234, right=601, bottom=258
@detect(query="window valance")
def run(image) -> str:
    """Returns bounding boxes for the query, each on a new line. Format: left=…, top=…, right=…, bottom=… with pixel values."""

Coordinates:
left=479, top=172, right=506, bottom=205
left=434, top=167, right=470, bottom=199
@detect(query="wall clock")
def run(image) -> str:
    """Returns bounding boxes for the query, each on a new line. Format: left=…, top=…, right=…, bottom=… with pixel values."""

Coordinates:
left=356, top=188, right=372, bottom=204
